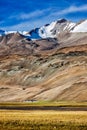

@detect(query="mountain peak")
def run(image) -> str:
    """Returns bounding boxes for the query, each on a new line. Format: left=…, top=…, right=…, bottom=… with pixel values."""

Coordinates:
left=57, top=18, right=67, bottom=23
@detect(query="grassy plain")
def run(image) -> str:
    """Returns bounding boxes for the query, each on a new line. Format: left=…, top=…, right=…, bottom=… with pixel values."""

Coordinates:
left=0, top=101, right=87, bottom=130
left=0, top=110, right=87, bottom=130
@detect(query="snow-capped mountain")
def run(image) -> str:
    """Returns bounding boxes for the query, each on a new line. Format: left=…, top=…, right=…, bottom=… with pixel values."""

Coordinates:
left=28, top=19, right=76, bottom=39
left=38, top=19, right=76, bottom=38
left=28, top=19, right=87, bottom=39
left=0, top=19, right=87, bottom=40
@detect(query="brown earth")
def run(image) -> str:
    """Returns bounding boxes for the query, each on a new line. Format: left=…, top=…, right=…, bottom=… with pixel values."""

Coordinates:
left=0, top=32, right=87, bottom=102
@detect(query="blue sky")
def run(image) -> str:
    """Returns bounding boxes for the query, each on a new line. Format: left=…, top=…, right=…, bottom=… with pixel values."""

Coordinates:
left=0, top=0, right=87, bottom=31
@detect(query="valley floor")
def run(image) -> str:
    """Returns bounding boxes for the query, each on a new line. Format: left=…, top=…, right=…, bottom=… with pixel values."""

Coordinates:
left=0, top=110, right=87, bottom=130
left=0, top=102, right=87, bottom=130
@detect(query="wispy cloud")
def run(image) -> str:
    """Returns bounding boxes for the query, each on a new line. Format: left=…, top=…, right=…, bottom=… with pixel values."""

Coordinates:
left=52, top=4, right=87, bottom=16
left=9, top=8, right=51, bottom=20
left=1, top=4, right=87, bottom=31
left=19, top=8, right=51, bottom=20
left=2, top=17, right=50, bottom=31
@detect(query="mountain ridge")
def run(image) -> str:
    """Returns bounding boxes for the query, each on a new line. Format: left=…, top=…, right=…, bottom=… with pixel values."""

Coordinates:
left=0, top=18, right=87, bottom=40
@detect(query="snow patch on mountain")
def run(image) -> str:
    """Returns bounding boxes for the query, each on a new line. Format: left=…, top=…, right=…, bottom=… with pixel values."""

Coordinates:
left=69, top=23, right=76, bottom=30
left=39, top=21, right=57, bottom=38
left=19, top=31, right=30, bottom=36
left=71, top=20, right=87, bottom=32
left=5, top=31, right=17, bottom=35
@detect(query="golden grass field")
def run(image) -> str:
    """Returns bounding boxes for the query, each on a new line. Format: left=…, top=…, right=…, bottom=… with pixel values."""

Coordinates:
left=0, top=102, right=87, bottom=130
left=0, top=110, right=87, bottom=130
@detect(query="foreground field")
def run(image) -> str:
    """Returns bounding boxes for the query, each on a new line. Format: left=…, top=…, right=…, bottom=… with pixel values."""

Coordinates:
left=0, top=110, right=87, bottom=130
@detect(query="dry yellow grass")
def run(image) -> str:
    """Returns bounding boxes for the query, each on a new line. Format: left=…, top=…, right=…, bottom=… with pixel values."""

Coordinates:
left=0, top=110, right=87, bottom=130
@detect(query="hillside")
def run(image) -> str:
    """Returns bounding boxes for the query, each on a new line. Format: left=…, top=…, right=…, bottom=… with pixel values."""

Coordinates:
left=0, top=19, right=87, bottom=102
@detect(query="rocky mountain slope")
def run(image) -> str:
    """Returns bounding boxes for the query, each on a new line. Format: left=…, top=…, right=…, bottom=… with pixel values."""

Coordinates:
left=0, top=19, right=87, bottom=102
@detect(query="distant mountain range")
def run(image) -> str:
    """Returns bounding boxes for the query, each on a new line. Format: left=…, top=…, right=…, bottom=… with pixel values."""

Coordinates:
left=0, top=18, right=87, bottom=55
left=0, top=19, right=87, bottom=40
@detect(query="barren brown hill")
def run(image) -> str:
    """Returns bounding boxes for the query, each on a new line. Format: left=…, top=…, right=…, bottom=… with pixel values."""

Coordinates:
left=0, top=32, right=87, bottom=102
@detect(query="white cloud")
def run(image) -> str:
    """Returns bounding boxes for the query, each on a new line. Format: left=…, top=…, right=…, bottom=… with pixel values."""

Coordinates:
left=9, top=8, right=51, bottom=20
left=52, top=5, right=87, bottom=16
left=1, top=4, right=87, bottom=31
left=2, top=17, right=50, bottom=31
left=19, top=11, right=44, bottom=19
left=19, top=9, right=51, bottom=20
